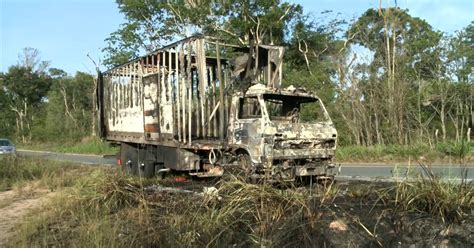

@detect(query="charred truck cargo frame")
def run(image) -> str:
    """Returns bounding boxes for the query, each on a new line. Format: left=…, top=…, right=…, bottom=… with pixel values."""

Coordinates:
left=97, top=36, right=338, bottom=182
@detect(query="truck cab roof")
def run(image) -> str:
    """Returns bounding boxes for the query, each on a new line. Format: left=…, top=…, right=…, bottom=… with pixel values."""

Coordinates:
left=242, top=83, right=320, bottom=102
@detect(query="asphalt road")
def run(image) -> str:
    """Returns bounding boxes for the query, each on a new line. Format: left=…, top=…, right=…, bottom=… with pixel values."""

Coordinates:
left=338, top=162, right=473, bottom=181
left=16, top=149, right=473, bottom=181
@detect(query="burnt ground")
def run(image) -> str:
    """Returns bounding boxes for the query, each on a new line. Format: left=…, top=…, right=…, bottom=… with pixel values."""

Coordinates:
left=323, top=181, right=473, bottom=247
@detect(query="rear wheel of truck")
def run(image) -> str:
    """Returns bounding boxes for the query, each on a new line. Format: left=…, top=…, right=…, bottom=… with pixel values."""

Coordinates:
left=139, top=158, right=156, bottom=178
left=120, top=143, right=138, bottom=176
left=121, top=143, right=157, bottom=178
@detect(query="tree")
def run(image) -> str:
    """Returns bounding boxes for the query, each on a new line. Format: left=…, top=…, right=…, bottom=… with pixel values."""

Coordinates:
left=103, top=0, right=303, bottom=67
left=444, top=22, right=474, bottom=141
left=345, top=7, right=442, bottom=144
left=0, top=66, right=51, bottom=142
left=17, top=47, right=50, bottom=72
left=0, top=48, right=52, bottom=142
left=0, top=80, right=16, bottom=138
left=44, top=70, right=94, bottom=141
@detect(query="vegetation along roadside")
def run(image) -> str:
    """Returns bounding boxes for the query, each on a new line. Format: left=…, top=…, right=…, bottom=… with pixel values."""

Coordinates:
left=1, top=157, right=472, bottom=247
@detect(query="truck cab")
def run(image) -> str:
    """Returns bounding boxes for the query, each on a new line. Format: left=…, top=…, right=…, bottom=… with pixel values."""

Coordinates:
left=228, top=84, right=337, bottom=181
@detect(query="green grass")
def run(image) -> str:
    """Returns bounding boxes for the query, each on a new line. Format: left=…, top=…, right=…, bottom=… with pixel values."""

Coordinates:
left=18, top=137, right=118, bottom=155
left=337, top=142, right=473, bottom=163
left=55, top=139, right=119, bottom=155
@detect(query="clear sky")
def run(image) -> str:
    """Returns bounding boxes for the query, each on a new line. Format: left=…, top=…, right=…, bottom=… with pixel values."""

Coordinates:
left=1, top=0, right=473, bottom=75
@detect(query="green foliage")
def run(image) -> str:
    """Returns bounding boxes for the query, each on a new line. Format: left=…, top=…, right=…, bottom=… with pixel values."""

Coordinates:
left=103, top=0, right=303, bottom=67
left=1, top=47, right=97, bottom=146
left=55, top=138, right=118, bottom=155
left=42, top=70, right=95, bottom=142
left=283, top=67, right=335, bottom=104
left=435, top=141, right=473, bottom=157
left=447, top=21, right=474, bottom=82
left=285, top=11, right=344, bottom=73
left=335, top=8, right=472, bottom=146
left=349, top=8, right=442, bottom=77
left=0, top=85, right=16, bottom=138
left=0, top=65, right=52, bottom=142
left=0, top=66, right=51, bottom=107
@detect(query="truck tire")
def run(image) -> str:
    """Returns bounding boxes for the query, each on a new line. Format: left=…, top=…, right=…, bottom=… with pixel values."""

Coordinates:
left=140, top=159, right=156, bottom=178
left=121, top=143, right=160, bottom=178
left=237, top=153, right=257, bottom=183
left=120, top=143, right=138, bottom=176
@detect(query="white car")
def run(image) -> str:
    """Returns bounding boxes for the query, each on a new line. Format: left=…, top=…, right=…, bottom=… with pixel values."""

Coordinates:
left=0, top=139, right=16, bottom=155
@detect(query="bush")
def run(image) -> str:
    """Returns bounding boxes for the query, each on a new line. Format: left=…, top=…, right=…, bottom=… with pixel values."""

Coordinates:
left=435, top=141, right=473, bottom=157
left=336, top=142, right=472, bottom=162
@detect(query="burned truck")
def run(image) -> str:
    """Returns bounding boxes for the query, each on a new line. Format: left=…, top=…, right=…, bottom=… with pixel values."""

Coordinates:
left=97, top=36, right=337, bottom=182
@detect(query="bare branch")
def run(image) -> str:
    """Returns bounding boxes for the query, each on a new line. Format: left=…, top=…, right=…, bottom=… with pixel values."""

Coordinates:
left=339, top=31, right=358, bottom=54
left=298, top=37, right=313, bottom=75
left=278, top=6, right=292, bottom=22
left=212, top=24, right=246, bottom=45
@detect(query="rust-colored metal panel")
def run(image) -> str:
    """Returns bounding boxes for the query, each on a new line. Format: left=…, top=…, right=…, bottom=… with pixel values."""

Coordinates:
left=144, top=123, right=160, bottom=133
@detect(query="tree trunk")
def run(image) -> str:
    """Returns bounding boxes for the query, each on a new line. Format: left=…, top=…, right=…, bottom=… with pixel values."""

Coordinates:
left=91, top=77, right=98, bottom=137
left=441, top=103, right=446, bottom=142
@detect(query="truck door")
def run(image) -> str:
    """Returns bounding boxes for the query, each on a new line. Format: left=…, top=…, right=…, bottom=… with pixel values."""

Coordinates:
left=229, top=96, right=264, bottom=161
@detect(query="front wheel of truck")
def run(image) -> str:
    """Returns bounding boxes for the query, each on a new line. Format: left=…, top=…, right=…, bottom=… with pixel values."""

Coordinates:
left=237, top=153, right=257, bottom=183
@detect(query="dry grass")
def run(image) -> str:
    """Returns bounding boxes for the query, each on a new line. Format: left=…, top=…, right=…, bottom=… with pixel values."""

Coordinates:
left=378, top=162, right=473, bottom=224
left=5, top=160, right=473, bottom=247
left=8, top=171, right=343, bottom=247
left=0, top=156, right=93, bottom=192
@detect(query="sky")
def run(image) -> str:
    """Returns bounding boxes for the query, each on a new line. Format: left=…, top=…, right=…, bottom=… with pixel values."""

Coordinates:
left=1, top=0, right=473, bottom=75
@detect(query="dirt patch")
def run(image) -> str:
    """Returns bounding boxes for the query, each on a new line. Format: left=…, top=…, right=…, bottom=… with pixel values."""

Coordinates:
left=0, top=187, right=55, bottom=246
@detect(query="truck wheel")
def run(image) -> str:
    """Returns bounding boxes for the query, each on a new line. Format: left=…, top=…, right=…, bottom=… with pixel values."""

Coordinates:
left=120, top=143, right=138, bottom=176
left=237, top=153, right=256, bottom=183
left=140, top=159, right=156, bottom=178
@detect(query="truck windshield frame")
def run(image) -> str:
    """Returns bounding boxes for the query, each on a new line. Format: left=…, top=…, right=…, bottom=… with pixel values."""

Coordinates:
left=262, top=94, right=331, bottom=123
left=238, top=96, right=262, bottom=119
